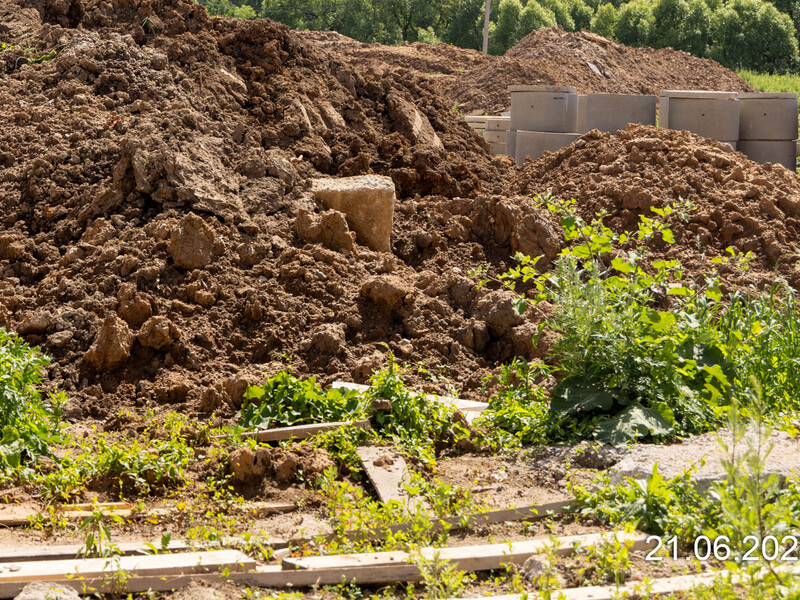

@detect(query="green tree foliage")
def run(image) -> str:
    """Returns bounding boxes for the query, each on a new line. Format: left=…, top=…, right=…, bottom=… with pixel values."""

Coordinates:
left=613, top=0, right=653, bottom=45
left=651, top=0, right=689, bottom=48
left=197, top=0, right=800, bottom=73
left=590, top=2, right=618, bottom=36
left=519, top=1, right=559, bottom=36
left=711, top=0, right=798, bottom=72
left=681, top=0, right=713, bottom=55
left=540, top=0, right=577, bottom=28
left=447, top=0, right=486, bottom=48
left=568, top=0, right=595, bottom=29
left=489, top=0, right=523, bottom=53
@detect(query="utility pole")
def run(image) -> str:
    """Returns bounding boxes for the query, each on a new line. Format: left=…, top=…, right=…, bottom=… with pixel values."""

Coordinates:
left=482, top=0, right=491, bottom=54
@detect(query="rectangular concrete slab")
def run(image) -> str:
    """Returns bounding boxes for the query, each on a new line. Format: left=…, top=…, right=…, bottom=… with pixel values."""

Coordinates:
left=514, top=131, right=581, bottom=165
left=311, top=175, right=395, bottom=253
left=738, top=139, right=797, bottom=169
left=510, top=86, right=579, bottom=133
left=485, top=117, right=511, bottom=131
left=659, top=92, right=739, bottom=141
left=577, top=93, right=656, bottom=133
left=483, top=130, right=507, bottom=144
left=611, top=429, right=800, bottom=491
left=738, top=93, right=798, bottom=140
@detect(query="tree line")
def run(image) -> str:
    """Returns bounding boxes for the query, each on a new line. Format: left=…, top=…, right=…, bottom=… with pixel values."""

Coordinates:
left=197, top=0, right=800, bottom=73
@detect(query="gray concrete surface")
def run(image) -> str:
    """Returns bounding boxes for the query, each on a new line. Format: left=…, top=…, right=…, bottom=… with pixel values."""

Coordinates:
left=738, top=92, right=798, bottom=141
left=611, top=429, right=800, bottom=491
left=510, top=85, right=578, bottom=133
left=577, top=93, right=656, bottom=133
left=514, top=130, right=581, bottom=164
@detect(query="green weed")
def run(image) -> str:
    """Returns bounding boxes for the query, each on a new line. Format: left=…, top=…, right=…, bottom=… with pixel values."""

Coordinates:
left=0, top=328, right=63, bottom=469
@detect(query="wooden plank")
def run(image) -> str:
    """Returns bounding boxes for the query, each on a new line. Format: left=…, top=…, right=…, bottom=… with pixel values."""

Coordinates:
left=0, top=534, right=291, bottom=563
left=0, top=539, right=196, bottom=563
left=282, top=498, right=572, bottom=549
left=276, top=532, right=650, bottom=586
left=0, top=550, right=254, bottom=585
left=0, top=502, right=295, bottom=528
left=239, top=419, right=371, bottom=442
left=356, top=447, right=421, bottom=507
left=59, top=502, right=133, bottom=512
left=331, top=381, right=489, bottom=413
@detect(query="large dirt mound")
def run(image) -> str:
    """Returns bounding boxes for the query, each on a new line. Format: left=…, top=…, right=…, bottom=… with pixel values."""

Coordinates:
left=305, top=28, right=751, bottom=114
left=0, top=0, right=551, bottom=419
left=514, top=125, right=800, bottom=288
left=452, top=29, right=752, bottom=114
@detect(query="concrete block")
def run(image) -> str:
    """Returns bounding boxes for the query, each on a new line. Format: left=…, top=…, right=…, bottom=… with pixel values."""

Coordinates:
left=510, top=85, right=579, bottom=133
left=738, top=92, right=798, bottom=140
left=577, top=93, right=656, bottom=133
left=485, top=117, right=511, bottom=131
left=514, top=130, right=581, bottom=165
left=507, top=130, right=517, bottom=157
left=612, top=429, right=800, bottom=492
left=659, top=91, right=739, bottom=141
left=488, top=142, right=508, bottom=155
left=311, top=175, right=396, bottom=253
left=738, top=139, right=797, bottom=169
left=483, top=130, right=508, bottom=144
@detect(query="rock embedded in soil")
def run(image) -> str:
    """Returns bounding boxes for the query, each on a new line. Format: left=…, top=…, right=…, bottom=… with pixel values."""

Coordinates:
left=83, top=314, right=134, bottom=371
left=137, top=316, right=181, bottom=351
left=311, top=175, right=396, bottom=253
left=229, top=447, right=271, bottom=484
left=169, top=213, right=216, bottom=270
left=360, top=275, right=415, bottom=310
left=295, top=208, right=356, bottom=254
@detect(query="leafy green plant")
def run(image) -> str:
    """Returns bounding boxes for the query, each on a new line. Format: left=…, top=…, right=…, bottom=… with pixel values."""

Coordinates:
left=238, top=370, right=367, bottom=430
left=0, top=328, right=63, bottom=469
left=477, top=357, right=552, bottom=446
left=475, top=197, right=741, bottom=444
left=571, top=465, right=712, bottom=542
left=77, top=504, right=124, bottom=558
left=578, top=530, right=634, bottom=586
left=411, top=549, right=471, bottom=600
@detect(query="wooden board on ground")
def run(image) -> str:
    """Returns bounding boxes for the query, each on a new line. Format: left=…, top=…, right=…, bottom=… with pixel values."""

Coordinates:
left=274, top=532, right=650, bottom=586
left=239, top=419, right=371, bottom=442
left=356, top=447, right=428, bottom=512
left=331, top=381, right=488, bottom=423
left=0, top=550, right=254, bottom=598
left=0, top=534, right=291, bottom=564
left=0, top=502, right=295, bottom=528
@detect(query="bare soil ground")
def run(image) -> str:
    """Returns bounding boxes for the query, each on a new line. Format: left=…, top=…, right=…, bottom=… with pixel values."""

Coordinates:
left=0, top=2, right=797, bottom=596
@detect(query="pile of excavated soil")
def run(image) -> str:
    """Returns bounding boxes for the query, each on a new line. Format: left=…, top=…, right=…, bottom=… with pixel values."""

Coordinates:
left=0, top=0, right=792, bottom=429
left=514, top=125, right=800, bottom=288
left=306, top=28, right=752, bottom=114
left=451, top=29, right=752, bottom=114
left=0, top=0, right=549, bottom=420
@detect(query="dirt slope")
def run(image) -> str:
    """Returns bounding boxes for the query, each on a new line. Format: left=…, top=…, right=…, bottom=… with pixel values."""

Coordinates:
left=514, top=125, right=800, bottom=288
left=0, top=2, right=794, bottom=426
left=0, top=0, right=544, bottom=419
left=303, top=28, right=752, bottom=114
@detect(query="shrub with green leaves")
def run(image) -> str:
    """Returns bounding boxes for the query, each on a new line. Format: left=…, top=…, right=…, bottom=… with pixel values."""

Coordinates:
left=590, top=3, right=618, bottom=36
left=238, top=371, right=368, bottom=430
left=476, top=196, right=800, bottom=445
left=0, top=328, right=62, bottom=469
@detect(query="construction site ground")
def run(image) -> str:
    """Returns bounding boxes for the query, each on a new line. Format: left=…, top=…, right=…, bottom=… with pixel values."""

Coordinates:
left=1, top=0, right=799, bottom=597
